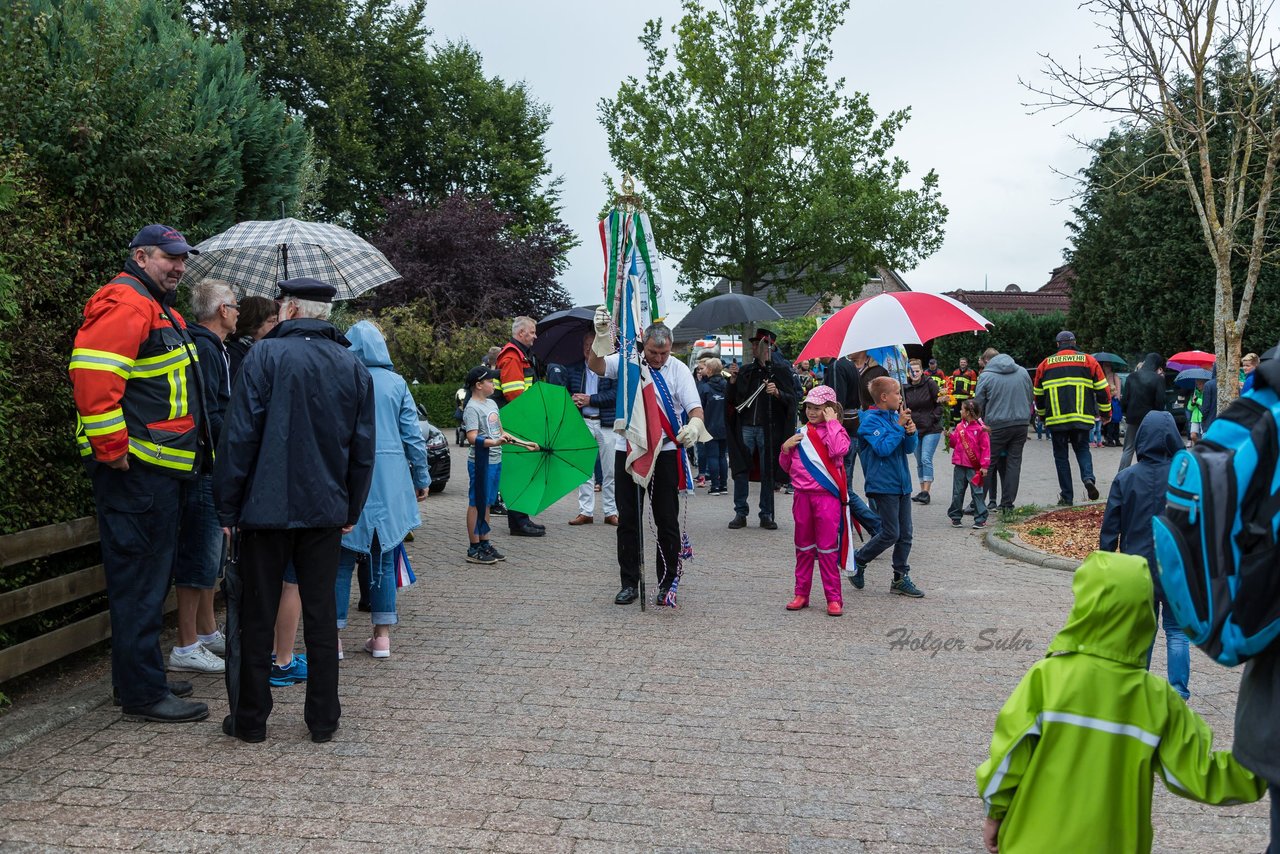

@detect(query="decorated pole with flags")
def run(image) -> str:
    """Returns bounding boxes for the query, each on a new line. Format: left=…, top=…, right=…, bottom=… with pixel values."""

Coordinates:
left=598, top=175, right=669, bottom=611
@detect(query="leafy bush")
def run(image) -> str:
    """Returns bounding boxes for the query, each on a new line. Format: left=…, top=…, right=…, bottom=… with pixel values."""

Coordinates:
left=409, top=383, right=462, bottom=429
left=379, top=304, right=509, bottom=385
left=932, top=311, right=1068, bottom=371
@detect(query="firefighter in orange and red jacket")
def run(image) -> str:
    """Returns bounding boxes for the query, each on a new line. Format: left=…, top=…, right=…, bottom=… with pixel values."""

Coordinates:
left=1033, top=329, right=1112, bottom=506
left=950, top=357, right=978, bottom=420
left=68, top=225, right=210, bottom=724
left=494, top=315, right=546, bottom=537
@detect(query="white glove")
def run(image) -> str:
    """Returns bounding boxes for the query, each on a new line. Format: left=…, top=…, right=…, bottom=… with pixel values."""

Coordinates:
left=675, top=416, right=711, bottom=449
left=591, top=307, right=615, bottom=358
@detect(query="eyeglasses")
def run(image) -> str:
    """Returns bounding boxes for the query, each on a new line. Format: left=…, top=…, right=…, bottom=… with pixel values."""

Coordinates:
left=223, top=302, right=240, bottom=311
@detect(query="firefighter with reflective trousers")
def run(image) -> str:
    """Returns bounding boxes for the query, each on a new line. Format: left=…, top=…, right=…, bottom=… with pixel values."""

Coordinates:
left=1033, top=330, right=1112, bottom=506
left=69, top=224, right=211, bottom=724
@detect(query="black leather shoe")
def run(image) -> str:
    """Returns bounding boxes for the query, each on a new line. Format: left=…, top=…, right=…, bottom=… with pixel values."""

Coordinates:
left=310, top=729, right=335, bottom=744
left=222, top=715, right=266, bottom=743
left=112, top=680, right=192, bottom=706
left=654, top=590, right=672, bottom=606
left=760, top=518, right=778, bottom=530
left=509, top=524, right=546, bottom=537
left=122, top=695, right=208, bottom=723
left=614, top=586, right=638, bottom=605
left=728, top=515, right=747, bottom=529
left=1084, top=479, right=1100, bottom=501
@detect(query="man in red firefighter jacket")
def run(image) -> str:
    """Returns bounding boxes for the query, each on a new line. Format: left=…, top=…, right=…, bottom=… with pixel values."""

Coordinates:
left=1033, top=330, right=1112, bottom=505
left=69, top=225, right=210, bottom=723
left=495, top=316, right=546, bottom=537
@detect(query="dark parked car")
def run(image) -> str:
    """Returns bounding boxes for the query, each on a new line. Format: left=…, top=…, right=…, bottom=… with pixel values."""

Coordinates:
left=416, top=405, right=451, bottom=494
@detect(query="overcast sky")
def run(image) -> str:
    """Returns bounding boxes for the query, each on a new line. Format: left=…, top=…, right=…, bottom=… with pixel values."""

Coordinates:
left=423, top=0, right=1115, bottom=322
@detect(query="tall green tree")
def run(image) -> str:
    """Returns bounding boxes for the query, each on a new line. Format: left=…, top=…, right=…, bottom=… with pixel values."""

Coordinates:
left=600, top=0, right=946, bottom=301
left=195, top=0, right=569, bottom=245
left=1034, top=0, right=1280, bottom=404
left=1067, top=125, right=1280, bottom=361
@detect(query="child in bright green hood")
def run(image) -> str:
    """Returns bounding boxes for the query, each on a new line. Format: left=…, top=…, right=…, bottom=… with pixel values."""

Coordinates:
left=976, top=551, right=1266, bottom=853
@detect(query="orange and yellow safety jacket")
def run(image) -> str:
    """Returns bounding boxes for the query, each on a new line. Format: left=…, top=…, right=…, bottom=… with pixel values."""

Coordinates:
left=496, top=339, right=535, bottom=402
left=1033, top=348, right=1112, bottom=430
left=69, top=271, right=203, bottom=477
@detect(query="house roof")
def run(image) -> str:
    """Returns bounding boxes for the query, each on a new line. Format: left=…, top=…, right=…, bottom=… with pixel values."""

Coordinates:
left=946, top=265, right=1073, bottom=317
left=673, top=266, right=910, bottom=342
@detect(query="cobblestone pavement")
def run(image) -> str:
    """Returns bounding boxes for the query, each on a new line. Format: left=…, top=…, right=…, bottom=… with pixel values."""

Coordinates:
left=0, top=435, right=1271, bottom=852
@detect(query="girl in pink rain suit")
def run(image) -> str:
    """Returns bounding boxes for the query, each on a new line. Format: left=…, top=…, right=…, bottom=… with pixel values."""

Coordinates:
left=779, top=385, right=851, bottom=616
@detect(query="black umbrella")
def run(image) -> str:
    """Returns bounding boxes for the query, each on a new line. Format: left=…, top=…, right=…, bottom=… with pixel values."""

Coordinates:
left=673, top=292, right=783, bottom=336
left=533, top=306, right=597, bottom=366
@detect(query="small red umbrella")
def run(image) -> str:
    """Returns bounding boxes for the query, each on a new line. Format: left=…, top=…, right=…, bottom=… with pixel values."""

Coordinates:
left=796, top=292, right=991, bottom=363
left=1167, top=350, right=1216, bottom=371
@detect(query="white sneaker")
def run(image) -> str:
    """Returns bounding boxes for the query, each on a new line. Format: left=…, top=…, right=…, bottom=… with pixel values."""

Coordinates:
left=200, top=632, right=226, bottom=656
left=168, top=645, right=225, bottom=673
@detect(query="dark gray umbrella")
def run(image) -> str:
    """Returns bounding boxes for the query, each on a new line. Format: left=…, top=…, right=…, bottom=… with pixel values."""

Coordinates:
left=673, top=293, right=783, bottom=335
left=533, top=306, right=597, bottom=366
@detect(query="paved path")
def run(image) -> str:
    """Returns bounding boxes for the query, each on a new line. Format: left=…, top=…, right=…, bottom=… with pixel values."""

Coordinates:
left=0, top=435, right=1271, bottom=852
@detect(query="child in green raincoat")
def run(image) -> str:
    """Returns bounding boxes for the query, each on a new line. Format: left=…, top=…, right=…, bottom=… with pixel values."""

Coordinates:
left=976, top=551, right=1265, bottom=853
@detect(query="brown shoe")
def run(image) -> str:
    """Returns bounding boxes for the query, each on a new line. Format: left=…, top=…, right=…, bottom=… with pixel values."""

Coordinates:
left=568, top=514, right=594, bottom=525
left=604, top=515, right=619, bottom=526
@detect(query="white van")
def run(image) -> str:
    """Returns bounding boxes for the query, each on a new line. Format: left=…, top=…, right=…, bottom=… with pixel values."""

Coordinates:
left=690, top=335, right=743, bottom=365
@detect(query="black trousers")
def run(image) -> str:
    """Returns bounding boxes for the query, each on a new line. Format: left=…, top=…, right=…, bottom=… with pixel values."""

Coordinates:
left=615, top=449, right=680, bottom=591
left=92, top=464, right=185, bottom=709
left=236, top=527, right=342, bottom=737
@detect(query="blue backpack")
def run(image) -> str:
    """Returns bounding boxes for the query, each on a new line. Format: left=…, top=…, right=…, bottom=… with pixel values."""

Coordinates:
left=1153, top=358, right=1280, bottom=666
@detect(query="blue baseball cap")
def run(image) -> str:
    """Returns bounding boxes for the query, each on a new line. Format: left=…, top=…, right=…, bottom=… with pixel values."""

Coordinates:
left=129, top=224, right=198, bottom=255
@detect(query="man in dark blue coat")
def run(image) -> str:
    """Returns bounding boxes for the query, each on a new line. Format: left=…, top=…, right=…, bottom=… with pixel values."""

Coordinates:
left=215, top=278, right=375, bottom=744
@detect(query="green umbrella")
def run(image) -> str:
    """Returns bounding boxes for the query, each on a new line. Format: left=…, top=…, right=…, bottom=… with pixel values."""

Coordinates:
left=498, top=383, right=600, bottom=516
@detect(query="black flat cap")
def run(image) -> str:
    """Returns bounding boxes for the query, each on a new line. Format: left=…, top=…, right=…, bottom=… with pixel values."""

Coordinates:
left=276, top=277, right=337, bottom=303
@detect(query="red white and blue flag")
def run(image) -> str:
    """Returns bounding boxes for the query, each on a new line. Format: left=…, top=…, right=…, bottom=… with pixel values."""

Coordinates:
left=797, top=425, right=861, bottom=570
left=393, top=543, right=416, bottom=588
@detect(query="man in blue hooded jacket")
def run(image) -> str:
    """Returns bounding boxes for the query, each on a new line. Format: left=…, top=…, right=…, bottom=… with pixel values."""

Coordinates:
left=1099, top=410, right=1188, bottom=699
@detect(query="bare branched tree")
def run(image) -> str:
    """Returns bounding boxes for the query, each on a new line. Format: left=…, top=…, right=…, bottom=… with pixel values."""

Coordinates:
left=1029, top=0, right=1280, bottom=403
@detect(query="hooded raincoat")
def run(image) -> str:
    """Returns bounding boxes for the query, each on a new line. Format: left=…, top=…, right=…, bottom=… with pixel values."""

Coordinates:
left=976, top=552, right=1265, bottom=854
left=341, top=321, right=430, bottom=555
left=1099, top=411, right=1182, bottom=591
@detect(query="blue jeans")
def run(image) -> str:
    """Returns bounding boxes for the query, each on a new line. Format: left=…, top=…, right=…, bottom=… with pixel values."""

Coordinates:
left=174, top=473, right=222, bottom=589
left=949, top=466, right=987, bottom=524
left=914, top=431, right=941, bottom=485
left=733, top=425, right=775, bottom=520
left=335, top=545, right=397, bottom=627
left=703, top=438, right=728, bottom=491
left=1050, top=428, right=1095, bottom=503
left=855, top=493, right=912, bottom=575
left=845, top=434, right=860, bottom=493
left=1147, top=590, right=1190, bottom=699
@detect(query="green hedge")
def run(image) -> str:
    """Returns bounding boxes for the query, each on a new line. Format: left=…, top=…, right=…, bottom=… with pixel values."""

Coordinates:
left=409, top=383, right=461, bottom=430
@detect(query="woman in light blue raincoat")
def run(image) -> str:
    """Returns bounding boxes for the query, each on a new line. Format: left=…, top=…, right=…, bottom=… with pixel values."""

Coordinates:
left=335, top=321, right=430, bottom=658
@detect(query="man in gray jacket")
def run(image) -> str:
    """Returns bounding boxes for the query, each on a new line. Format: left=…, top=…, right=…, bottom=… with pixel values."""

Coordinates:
left=974, top=348, right=1034, bottom=511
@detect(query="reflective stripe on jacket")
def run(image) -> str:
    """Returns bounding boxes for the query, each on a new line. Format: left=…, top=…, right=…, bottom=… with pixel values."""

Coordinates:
left=70, top=273, right=201, bottom=476
left=951, top=369, right=977, bottom=399
left=496, top=340, right=534, bottom=401
left=1033, top=349, right=1111, bottom=429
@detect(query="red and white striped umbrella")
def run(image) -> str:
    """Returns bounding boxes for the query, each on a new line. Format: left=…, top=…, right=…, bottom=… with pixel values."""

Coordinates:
left=796, top=292, right=992, bottom=362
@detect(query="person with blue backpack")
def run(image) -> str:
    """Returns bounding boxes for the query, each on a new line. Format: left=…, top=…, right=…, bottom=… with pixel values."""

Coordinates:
left=1152, top=342, right=1280, bottom=850
left=1100, top=410, right=1189, bottom=698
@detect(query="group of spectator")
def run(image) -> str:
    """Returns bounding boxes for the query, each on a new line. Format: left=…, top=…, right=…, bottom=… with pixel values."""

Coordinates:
left=71, top=224, right=435, bottom=745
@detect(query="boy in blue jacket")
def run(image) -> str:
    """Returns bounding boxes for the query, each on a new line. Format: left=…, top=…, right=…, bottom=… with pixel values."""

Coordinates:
left=852, top=376, right=923, bottom=597
left=1099, top=410, right=1189, bottom=698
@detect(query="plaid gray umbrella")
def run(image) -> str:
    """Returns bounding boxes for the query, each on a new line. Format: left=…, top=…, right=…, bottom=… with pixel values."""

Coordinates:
left=181, top=218, right=400, bottom=300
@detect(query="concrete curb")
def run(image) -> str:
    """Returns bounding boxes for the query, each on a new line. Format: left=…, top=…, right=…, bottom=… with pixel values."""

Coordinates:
left=0, top=677, right=111, bottom=756
left=983, top=528, right=1078, bottom=572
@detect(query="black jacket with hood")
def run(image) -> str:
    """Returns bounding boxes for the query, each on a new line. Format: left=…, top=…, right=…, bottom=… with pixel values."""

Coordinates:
left=1122, top=353, right=1166, bottom=426
left=1099, top=410, right=1182, bottom=593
